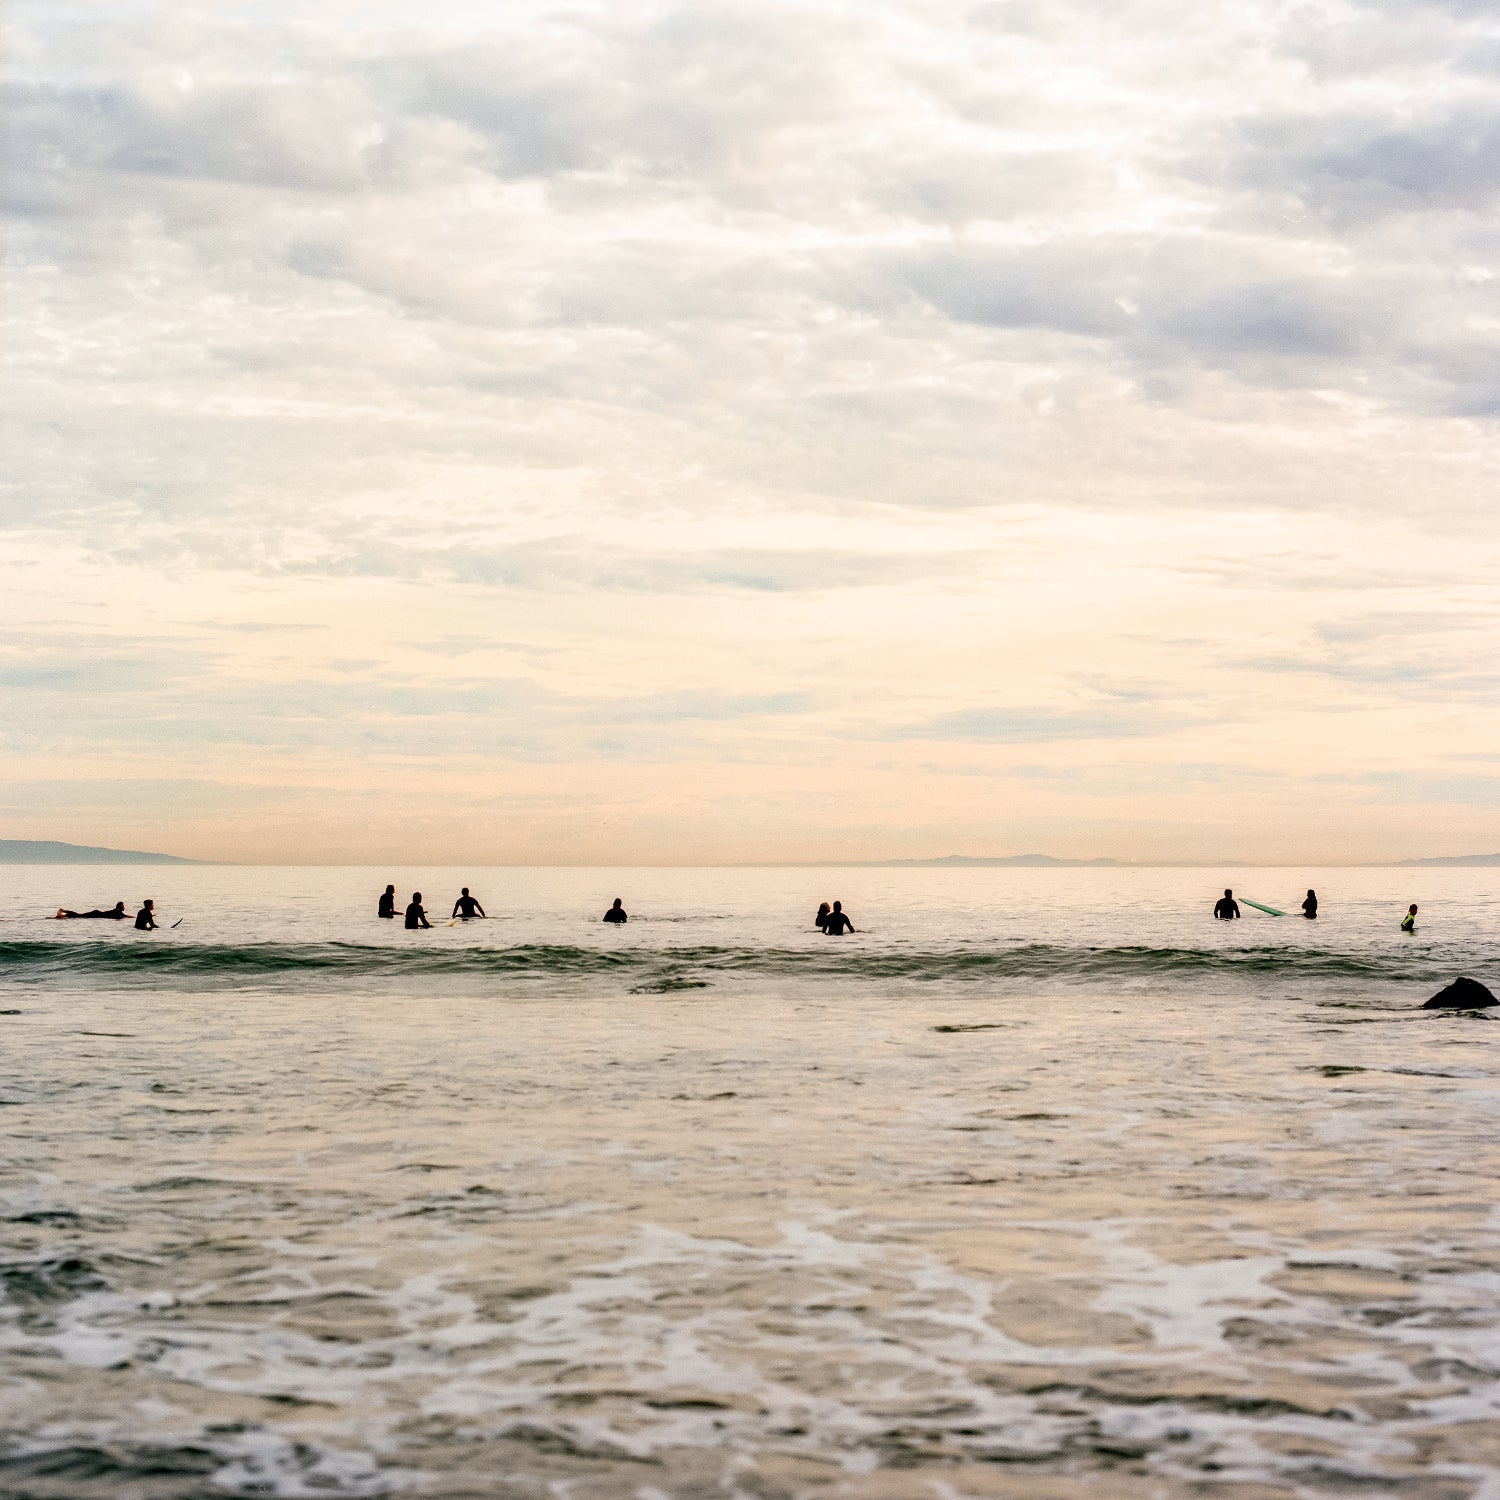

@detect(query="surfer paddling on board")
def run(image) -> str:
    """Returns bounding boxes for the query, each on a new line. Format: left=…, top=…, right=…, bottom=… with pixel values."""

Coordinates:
left=1401, top=903, right=1417, bottom=934
left=378, top=884, right=397, bottom=919
left=405, top=893, right=431, bottom=930
left=451, top=888, right=486, bottom=921
left=823, top=900, right=855, bottom=935
left=54, top=902, right=128, bottom=920
left=603, top=898, right=627, bottom=924
left=1213, top=889, right=1241, bottom=920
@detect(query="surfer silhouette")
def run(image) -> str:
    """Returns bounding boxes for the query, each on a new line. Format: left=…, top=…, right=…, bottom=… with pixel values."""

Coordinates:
left=603, top=898, right=627, bottom=924
left=378, top=884, right=396, bottom=919
left=55, top=902, right=127, bottom=920
left=823, top=900, right=854, bottom=935
left=451, top=888, right=486, bottom=920
left=1213, top=889, right=1241, bottom=920
left=405, top=893, right=430, bottom=930
left=815, top=902, right=831, bottom=930
left=1302, top=889, right=1318, bottom=919
left=1401, top=903, right=1417, bottom=933
left=134, top=900, right=157, bottom=931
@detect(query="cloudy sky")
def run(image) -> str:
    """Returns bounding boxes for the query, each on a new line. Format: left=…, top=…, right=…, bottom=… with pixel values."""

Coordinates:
left=5, top=0, right=1499, bottom=864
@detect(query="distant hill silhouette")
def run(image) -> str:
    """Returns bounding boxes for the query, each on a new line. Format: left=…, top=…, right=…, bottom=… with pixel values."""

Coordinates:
left=0, top=839, right=196, bottom=865
left=1396, top=853, right=1500, bottom=867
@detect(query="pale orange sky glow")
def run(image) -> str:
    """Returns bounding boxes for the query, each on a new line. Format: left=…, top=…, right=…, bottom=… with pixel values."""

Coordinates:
left=5, top=0, right=1500, bottom=864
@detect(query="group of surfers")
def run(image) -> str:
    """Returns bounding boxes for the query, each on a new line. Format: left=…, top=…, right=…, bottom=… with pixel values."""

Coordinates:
left=814, top=901, right=855, bottom=935
left=48, top=888, right=1426, bottom=936
left=377, top=885, right=630, bottom=929
left=53, top=899, right=159, bottom=929
left=373, top=886, right=858, bottom=932
left=1213, top=887, right=1421, bottom=931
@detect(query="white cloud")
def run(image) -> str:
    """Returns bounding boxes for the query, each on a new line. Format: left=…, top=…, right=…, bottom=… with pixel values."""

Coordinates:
left=5, top=0, right=1500, bottom=860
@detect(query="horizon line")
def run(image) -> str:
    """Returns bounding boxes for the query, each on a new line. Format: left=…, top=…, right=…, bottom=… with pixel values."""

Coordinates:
left=5, top=858, right=1496, bottom=869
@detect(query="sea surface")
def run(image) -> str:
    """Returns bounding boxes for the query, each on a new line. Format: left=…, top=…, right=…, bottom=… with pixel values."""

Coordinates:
left=1, top=864, right=1498, bottom=1499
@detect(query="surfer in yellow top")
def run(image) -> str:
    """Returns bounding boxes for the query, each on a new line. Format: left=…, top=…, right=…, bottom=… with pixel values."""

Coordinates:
left=1401, top=903, right=1417, bottom=933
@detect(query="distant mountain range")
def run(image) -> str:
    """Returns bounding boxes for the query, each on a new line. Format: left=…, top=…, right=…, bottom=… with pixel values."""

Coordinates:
left=0, top=839, right=196, bottom=865
left=1395, top=853, right=1500, bottom=867
left=3, top=840, right=1495, bottom=868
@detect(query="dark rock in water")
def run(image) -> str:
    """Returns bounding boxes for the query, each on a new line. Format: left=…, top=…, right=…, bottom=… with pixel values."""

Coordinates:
left=1423, top=976, right=1498, bottom=1009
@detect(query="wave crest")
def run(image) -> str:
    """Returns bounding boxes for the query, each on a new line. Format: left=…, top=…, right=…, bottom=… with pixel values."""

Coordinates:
left=0, top=939, right=1430, bottom=993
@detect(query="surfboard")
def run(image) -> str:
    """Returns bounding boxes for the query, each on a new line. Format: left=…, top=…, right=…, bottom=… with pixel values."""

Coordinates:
left=1240, top=898, right=1283, bottom=916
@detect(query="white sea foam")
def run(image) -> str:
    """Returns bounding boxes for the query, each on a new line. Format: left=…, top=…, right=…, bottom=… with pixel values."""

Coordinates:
left=1, top=864, right=1498, bottom=1495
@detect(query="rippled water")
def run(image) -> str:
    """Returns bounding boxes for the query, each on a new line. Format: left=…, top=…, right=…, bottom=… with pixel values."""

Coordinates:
left=2, top=865, right=1498, bottom=1498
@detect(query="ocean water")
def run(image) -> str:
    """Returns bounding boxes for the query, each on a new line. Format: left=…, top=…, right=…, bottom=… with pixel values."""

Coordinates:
left=1, top=864, right=1497, bottom=1499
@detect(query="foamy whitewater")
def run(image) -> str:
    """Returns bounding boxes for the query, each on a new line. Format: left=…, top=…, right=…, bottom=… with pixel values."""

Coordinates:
left=2, top=864, right=1498, bottom=1499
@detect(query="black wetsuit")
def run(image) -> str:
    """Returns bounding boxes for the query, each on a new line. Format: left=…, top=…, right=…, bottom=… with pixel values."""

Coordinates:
left=134, top=907, right=156, bottom=930
left=378, top=890, right=396, bottom=919
left=452, top=895, right=484, bottom=920
left=824, top=911, right=854, bottom=935
left=603, top=904, right=627, bottom=924
left=1302, top=894, right=1317, bottom=919
left=61, top=908, right=127, bottom=920
left=405, top=901, right=429, bottom=930
left=1213, top=898, right=1240, bottom=920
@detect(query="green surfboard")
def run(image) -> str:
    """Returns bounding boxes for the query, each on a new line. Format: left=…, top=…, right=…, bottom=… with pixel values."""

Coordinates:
left=1241, top=898, right=1283, bottom=916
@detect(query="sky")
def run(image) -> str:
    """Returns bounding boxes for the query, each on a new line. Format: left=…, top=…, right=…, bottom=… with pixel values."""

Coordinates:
left=4, top=0, right=1500, bottom=865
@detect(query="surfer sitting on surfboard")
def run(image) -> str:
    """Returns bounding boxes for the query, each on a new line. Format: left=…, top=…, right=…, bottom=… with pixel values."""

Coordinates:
left=451, top=888, right=486, bottom=921
left=134, top=900, right=158, bottom=931
left=603, top=898, right=627, bottom=924
left=405, top=893, right=431, bottom=930
left=1213, top=889, right=1241, bottom=920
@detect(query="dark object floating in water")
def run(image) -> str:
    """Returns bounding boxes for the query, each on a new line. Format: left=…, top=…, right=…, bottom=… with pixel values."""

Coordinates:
left=1423, top=976, right=1498, bottom=1009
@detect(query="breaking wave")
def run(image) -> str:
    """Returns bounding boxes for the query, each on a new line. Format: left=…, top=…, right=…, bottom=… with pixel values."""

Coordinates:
left=0, top=939, right=1455, bottom=995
